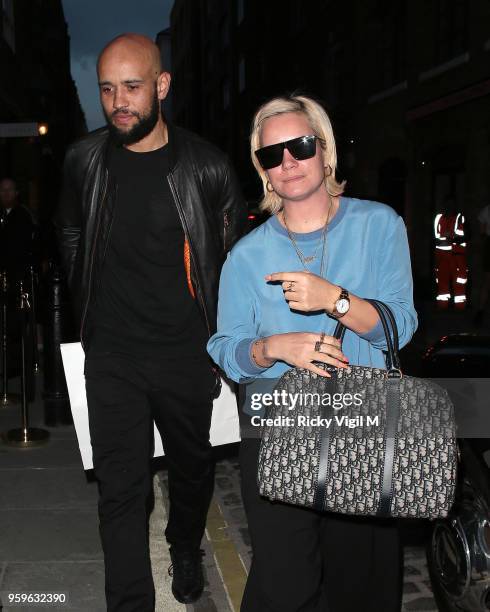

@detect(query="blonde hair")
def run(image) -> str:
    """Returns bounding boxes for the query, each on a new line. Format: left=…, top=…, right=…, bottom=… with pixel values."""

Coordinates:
left=250, top=95, right=346, bottom=214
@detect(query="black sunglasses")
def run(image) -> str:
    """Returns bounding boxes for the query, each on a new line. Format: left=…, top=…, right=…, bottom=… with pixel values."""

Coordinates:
left=255, top=135, right=321, bottom=170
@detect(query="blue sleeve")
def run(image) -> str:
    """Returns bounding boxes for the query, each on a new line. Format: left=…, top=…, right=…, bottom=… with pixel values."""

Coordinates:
left=207, top=251, right=268, bottom=382
left=358, top=215, right=418, bottom=350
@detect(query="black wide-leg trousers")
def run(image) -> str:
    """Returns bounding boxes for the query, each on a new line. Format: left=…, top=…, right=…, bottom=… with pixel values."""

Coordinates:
left=84, top=351, right=215, bottom=612
left=240, top=437, right=403, bottom=612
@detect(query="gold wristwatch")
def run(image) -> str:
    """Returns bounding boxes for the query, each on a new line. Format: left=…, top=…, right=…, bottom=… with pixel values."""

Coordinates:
left=331, top=287, right=350, bottom=318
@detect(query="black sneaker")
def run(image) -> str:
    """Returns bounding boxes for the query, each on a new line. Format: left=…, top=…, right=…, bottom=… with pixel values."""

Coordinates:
left=168, top=547, right=205, bottom=604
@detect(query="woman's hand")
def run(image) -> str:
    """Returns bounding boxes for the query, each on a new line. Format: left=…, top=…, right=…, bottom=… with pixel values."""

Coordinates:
left=265, top=271, right=338, bottom=313
left=262, top=332, right=349, bottom=378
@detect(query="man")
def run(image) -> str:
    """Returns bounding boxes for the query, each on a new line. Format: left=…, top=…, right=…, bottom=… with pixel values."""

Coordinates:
left=0, top=177, right=35, bottom=282
left=55, top=34, right=247, bottom=611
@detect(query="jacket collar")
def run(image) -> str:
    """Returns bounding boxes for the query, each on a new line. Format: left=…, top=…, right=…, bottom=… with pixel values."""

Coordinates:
left=98, top=120, right=180, bottom=172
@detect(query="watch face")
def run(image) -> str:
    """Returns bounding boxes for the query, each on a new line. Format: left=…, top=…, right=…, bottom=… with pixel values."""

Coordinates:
left=336, top=298, right=350, bottom=314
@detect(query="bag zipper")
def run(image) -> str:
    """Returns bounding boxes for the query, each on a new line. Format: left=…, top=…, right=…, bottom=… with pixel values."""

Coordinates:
left=223, top=211, right=229, bottom=253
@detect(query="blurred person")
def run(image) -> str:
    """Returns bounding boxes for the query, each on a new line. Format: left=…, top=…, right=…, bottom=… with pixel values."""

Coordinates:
left=433, top=198, right=467, bottom=310
left=208, top=94, right=417, bottom=612
left=0, top=177, right=36, bottom=380
left=55, top=33, right=247, bottom=611
left=474, top=203, right=490, bottom=326
left=0, top=177, right=35, bottom=282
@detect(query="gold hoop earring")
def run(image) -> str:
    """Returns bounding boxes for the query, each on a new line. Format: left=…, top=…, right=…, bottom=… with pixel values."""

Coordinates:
left=324, top=165, right=333, bottom=178
left=266, top=181, right=275, bottom=193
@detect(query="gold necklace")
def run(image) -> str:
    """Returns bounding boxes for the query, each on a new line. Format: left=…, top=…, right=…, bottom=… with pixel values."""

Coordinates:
left=282, top=195, right=334, bottom=276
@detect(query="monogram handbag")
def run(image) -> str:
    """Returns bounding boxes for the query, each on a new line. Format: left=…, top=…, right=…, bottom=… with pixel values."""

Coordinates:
left=257, top=300, right=458, bottom=519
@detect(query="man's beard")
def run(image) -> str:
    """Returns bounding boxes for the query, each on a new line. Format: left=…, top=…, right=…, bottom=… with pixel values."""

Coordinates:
left=105, top=91, right=161, bottom=146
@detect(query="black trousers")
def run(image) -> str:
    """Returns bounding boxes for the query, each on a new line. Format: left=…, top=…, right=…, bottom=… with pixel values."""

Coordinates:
left=84, top=351, right=215, bottom=612
left=240, top=437, right=403, bottom=612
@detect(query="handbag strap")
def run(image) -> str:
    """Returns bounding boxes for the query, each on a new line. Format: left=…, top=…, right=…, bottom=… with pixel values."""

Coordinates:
left=332, top=300, right=401, bottom=516
left=372, top=300, right=400, bottom=370
left=366, top=300, right=400, bottom=371
left=332, top=299, right=401, bottom=373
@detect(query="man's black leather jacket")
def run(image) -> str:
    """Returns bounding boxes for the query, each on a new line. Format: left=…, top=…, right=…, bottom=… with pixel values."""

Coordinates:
left=55, top=123, right=248, bottom=349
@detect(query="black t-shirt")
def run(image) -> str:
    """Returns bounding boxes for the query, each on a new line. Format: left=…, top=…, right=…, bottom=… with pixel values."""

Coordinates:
left=89, top=143, right=208, bottom=357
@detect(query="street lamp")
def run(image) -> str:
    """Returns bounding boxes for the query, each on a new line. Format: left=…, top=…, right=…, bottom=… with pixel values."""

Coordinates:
left=0, top=122, right=49, bottom=137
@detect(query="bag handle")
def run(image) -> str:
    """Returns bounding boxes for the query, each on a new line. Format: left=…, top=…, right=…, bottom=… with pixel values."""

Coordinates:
left=367, top=300, right=400, bottom=370
left=370, top=301, right=399, bottom=355
left=332, top=299, right=401, bottom=373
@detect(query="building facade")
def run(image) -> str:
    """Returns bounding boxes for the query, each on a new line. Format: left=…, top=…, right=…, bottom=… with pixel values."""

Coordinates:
left=170, top=0, right=490, bottom=296
left=0, top=0, right=86, bottom=221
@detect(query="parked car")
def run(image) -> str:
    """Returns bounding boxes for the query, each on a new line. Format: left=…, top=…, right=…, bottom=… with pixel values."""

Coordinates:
left=421, top=333, right=490, bottom=377
left=421, top=334, right=490, bottom=611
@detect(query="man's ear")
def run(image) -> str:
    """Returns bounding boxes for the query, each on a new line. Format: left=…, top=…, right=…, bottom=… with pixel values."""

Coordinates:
left=157, top=71, right=171, bottom=101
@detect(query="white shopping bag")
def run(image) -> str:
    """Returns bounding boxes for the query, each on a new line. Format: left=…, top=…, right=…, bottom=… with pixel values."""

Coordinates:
left=60, top=342, right=241, bottom=470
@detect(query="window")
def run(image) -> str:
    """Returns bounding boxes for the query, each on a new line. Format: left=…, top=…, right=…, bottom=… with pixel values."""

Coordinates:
left=222, top=78, right=230, bottom=110
left=290, top=0, right=306, bottom=32
left=220, top=14, right=230, bottom=49
left=372, top=0, right=406, bottom=92
left=207, top=94, right=214, bottom=125
left=2, top=0, right=15, bottom=52
left=238, top=57, right=246, bottom=93
left=331, top=41, right=355, bottom=106
left=206, top=43, right=213, bottom=73
left=237, top=0, right=244, bottom=24
left=436, top=0, right=468, bottom=63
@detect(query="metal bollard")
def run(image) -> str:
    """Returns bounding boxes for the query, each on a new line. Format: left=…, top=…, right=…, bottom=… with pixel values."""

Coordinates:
left=28, top=265, right=40, bottom=374
left=1, top=270, right=20, bottom=406
left=43, top=264, right=75, bottom=426
left=2, top=281, right=49, bottom=447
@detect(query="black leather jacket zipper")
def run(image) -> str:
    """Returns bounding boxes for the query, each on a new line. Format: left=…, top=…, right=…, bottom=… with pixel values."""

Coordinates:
left=80, top=168, right=108, bottom=347
left=223, top=211, right=229, bottom=253
left=167, top=172, right=211, bottom=337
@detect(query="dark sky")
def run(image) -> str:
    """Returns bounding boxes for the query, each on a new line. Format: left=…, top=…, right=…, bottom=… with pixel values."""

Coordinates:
left=62, top=0, right=173, bottom=131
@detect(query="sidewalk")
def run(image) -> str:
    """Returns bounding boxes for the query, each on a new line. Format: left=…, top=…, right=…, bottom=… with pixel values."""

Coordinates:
left=0, top=376, right=106, bottom=612
left=2, top=297, right=482, bottom=611
left=0, top=374, right=442, bottom=612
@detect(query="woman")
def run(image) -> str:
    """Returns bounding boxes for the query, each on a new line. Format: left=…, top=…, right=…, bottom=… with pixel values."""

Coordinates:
left=207, top=95, right=417, bottom=612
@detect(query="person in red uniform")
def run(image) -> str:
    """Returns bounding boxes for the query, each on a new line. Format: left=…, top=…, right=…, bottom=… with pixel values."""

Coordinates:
left=434, top=198, right=467, bottom=310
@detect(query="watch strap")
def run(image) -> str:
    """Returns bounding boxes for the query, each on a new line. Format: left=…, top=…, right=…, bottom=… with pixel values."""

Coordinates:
left=331, top=287, right=350, bottom=319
